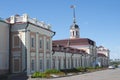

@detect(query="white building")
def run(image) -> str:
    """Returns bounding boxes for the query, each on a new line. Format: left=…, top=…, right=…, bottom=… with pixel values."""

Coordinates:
left=0, top=13, right=110, bottom=76
left=0, top=19, right=9, bottom=75
left=8, top=14, right=55, bottom=75
left=52, top=44, right=88, bottom=70
left=97, top=46, right=110, bottom=67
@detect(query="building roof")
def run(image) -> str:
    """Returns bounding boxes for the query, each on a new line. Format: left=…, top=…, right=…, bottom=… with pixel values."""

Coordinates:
left=97, top=45, right=109, bottom=51
left=53, top=38, right=95, bottom=46
left=98, top=53, right=106, bottom=57
left=70, top=23, right=79, bottom=29
left=5, top=14, right=55, bottom=33
left=52, top=43, right=87, bottom=55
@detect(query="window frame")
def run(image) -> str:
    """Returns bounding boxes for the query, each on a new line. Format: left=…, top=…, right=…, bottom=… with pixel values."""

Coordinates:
left=31, top=59, right=35, bottom=71
left=30, top=36, right=35, bottom=49
left=12, top=34, right=21, bottom=48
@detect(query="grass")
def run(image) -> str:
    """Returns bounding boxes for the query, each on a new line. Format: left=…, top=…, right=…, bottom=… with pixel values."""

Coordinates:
left=31, top=67, right=106, bottom=78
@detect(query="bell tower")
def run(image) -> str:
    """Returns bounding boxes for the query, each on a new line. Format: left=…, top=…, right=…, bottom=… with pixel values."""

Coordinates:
left=70, top=5, right=80, bottom=39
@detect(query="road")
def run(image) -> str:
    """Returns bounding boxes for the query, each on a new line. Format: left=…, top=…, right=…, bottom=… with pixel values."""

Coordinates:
left=29, top=68, right=120, bottom=80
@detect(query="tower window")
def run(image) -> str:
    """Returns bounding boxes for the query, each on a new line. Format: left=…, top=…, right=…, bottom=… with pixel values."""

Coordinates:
left=76, top=31, right=78, bottom=36
left=73, top=31, right=74, bottom=36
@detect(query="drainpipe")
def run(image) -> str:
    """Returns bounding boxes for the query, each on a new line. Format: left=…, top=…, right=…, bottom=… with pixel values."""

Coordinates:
left=51, top=31, right=55, bottom=69
left=51, top=32, right=56, bottom=38
left=9, top=24, right=12, bottom=74
left=51, top=32, right=56, bottom=55
left=23, top=23, right=29, bottom=73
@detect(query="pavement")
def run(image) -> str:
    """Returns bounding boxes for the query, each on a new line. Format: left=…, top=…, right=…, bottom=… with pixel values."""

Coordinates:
left=28, top=68, right=120, bottom=80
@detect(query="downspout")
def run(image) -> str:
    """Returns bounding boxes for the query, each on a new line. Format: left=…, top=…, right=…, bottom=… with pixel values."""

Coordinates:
left=51, top=32, right=56, bottom=38
left=51, top=31, right=56, bottom=69
left=51, top=32, right=56, bottom=55
left=9, top=24, right=12, bottom=74
left=23, top=22, right=29, bottom=73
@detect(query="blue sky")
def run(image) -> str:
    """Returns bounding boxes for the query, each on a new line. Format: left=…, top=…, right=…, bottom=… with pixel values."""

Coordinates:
left=0, top=0, right=120, bottom=59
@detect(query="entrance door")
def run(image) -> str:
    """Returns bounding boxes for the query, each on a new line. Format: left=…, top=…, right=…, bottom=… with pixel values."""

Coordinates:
left=13, top=56, right=20, bottom=73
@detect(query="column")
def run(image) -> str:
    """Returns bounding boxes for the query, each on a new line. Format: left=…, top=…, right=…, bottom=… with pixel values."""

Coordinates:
left=26, top=30, right=31, bottom=75
left=43, top=36, right=46, bottom=71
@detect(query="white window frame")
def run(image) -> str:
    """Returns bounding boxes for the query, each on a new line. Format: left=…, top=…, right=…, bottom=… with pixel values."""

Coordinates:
left=31, top=59, right=35, bottom=72
left=31, top=36, right=35, bottom=49
left=46, top=59, right=50, bottom=69
left=52, top=58, right=55, bottom=69
left=39, top=38, right=43, bottom=49
left=46, top=39, right=50, bottom=50
left=39, top=59, right=43, bottom=71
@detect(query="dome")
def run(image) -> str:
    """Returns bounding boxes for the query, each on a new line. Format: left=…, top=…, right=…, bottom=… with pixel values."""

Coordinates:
left=70, top=23, right=79, bottom=29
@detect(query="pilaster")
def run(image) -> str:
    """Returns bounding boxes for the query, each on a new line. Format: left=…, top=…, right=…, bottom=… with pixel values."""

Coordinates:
left=36, top=32, right=39, bottom=71
left=26, top=30, right=31, bottom=75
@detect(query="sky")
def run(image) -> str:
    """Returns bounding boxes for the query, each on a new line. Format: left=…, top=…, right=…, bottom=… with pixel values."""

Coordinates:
left=0, top=0, right=120, bottom=59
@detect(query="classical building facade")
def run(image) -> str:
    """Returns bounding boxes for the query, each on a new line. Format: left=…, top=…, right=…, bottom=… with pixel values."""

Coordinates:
left=0, top=12, right=110, bottom=75
left=0, top=14, right=55, bottom=75
left=8, top=14, right=55, bottom=75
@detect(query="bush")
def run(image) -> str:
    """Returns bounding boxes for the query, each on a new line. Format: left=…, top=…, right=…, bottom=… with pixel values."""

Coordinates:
left=86, top=67, right=94, bottom=69
left=31, top=72, right=46, bottom=78
left=45, top=69, right=60, bottom=74
left=76, top=67, right=86, bottom=72
left=61, top=68, right=78, bottom=73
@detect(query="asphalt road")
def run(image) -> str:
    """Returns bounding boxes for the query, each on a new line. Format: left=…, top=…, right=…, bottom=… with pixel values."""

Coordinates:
left=29, top=68, right=120, bottom=80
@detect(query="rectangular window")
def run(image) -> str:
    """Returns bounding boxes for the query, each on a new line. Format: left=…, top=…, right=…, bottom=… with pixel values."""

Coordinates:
left=52, top=59, right=55, bottom=69
left=71, top=58, right=73, bottom=68
left=31, top=37, right=35, bottom=48
left=47, top=59, right=50, bottom=69
left=75, top=59, right=77, bottom=67
left=39, top=39, right=42, bottom=49
left=64, top=58, right=66, bottom=68
left=14, top=36, right=19, bottom=46
left=79, top=59, right=81, bottom=66
left=13, top=35, right=20, bottom=48
left=58, top=59, right=61, bottom=69
left=46, top=40, right=50, bottom=50
left=40, top=60, right=42, bottom=70
left=68, top=58, right=70, bottom=68
left=31, top=59, right=35, bottom=71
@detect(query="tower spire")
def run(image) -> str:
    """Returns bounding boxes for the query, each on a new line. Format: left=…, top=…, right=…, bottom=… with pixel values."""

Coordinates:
left=70, top=5, right=80, bottom=39
left=71, top=5, right=76, bottom=23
